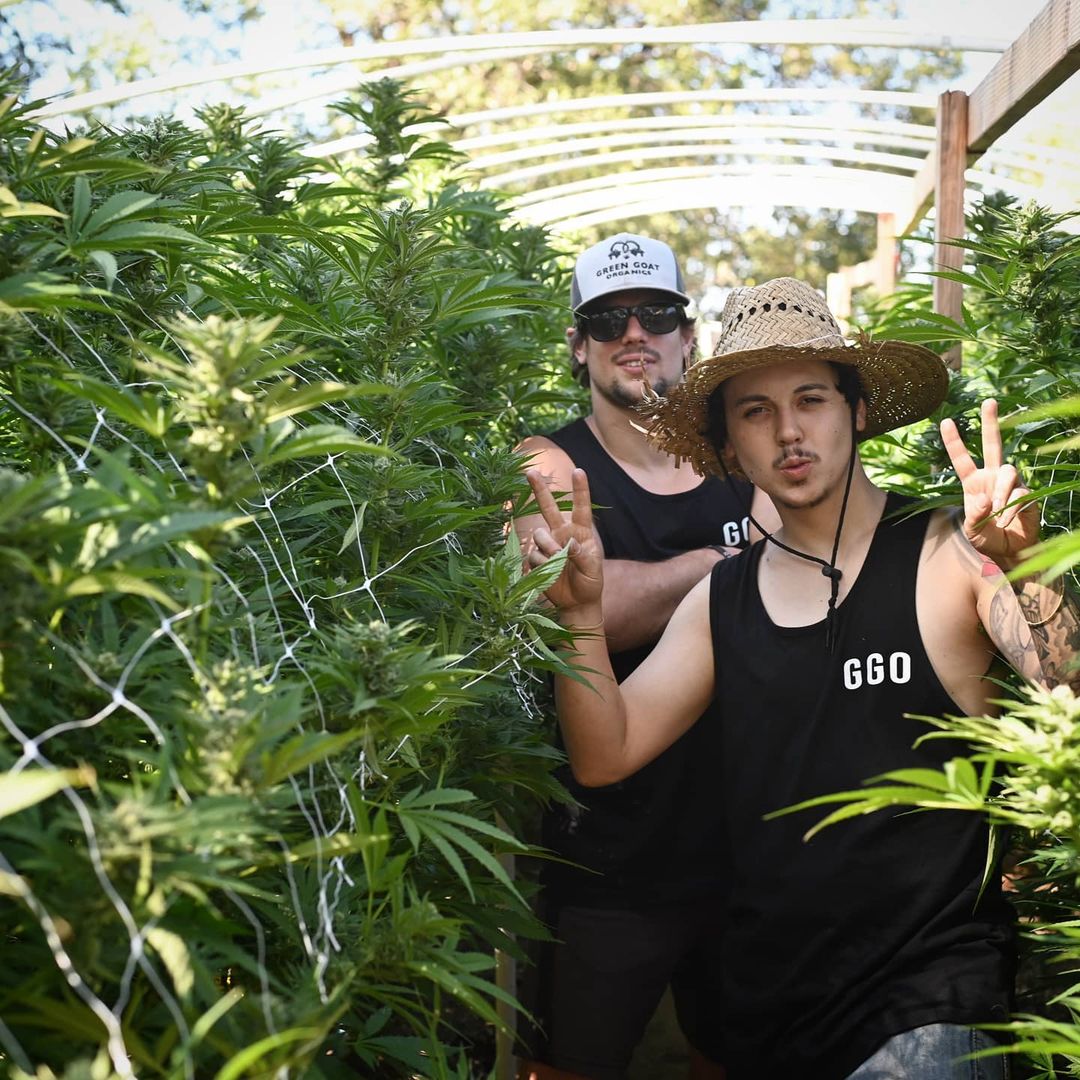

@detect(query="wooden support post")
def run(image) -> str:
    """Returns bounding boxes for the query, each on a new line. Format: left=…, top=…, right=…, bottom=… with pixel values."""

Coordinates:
left=873, top=212, right=896, bottom=297
left=494, top=842, right=516, bottom=1080
left=933, top=89, right=969, bottom=370
left=825, top=212, right=896, bottom=334
left=826, top=270, right=853, bottom=323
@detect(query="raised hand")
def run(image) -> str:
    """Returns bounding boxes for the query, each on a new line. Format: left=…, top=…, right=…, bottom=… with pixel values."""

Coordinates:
left=940, top=399, right=1038, bottom=568
left=524, top=466, right=604, bottom=614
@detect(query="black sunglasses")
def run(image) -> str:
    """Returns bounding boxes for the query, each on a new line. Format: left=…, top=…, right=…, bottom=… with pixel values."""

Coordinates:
left=577, top=303, right=684, bottom=342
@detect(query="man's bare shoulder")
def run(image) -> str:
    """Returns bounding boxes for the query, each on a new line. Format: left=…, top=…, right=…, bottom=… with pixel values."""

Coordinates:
left=516, top=434, right=576, bottom=487
left=919, top=506, right=989, bottom=613
left=916, top=505, right=1009, bottom=713
left=923, top=505, right=1003, bottom=581
left=923, top=504, right=962, bottom=545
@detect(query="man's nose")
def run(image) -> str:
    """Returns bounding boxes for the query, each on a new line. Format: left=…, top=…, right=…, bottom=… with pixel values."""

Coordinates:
left=776, top=407, right=802, bottom=443
left=621, top=313, right=647, bottom=341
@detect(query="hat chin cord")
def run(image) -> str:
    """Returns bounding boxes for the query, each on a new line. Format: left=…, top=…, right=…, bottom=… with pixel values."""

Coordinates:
left=721, top=408, right=858, bottom=652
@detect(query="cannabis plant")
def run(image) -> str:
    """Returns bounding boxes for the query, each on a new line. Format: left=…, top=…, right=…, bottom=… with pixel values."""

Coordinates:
left=0, top=78, right=580, bottom=1078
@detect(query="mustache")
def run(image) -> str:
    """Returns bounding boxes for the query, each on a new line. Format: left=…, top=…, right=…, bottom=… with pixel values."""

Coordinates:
left=614, top=346, right=662, bottom=364
left=774, top=449, right=819, bottom=469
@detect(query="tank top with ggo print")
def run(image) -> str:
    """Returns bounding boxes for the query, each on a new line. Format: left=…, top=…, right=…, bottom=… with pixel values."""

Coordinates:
left=707, top=491, right=1014, bottom=1079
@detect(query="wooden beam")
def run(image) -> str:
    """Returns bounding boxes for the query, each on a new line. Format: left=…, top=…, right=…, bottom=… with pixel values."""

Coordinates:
left=899, top=0, right=1080, bottom=239
left=968, top=0, right=1080, bottom=154
left=899, top=149, right=937, bottom=236
left=494, top=841, right=516, bottom=1080
left=933, top=90, right=969, bottom=370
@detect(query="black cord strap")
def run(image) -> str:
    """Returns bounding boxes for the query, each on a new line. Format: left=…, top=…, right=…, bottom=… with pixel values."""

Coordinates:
left=720, top=409, right=859, bottom=652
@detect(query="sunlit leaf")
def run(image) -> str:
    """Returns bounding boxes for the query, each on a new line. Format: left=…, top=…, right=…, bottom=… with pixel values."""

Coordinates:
left=0, top=767, right=95, bottom=820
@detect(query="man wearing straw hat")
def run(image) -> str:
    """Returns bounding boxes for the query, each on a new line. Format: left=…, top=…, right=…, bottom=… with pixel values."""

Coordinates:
left=522, top=276, right=1080, bottom=1078
left=515, top=234, right=776, bottom=1080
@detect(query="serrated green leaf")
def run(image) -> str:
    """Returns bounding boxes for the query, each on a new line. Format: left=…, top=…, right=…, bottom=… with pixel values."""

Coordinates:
left=0, top=766, right=95, bottom=819
left=286, top=828, right=394, bottom=862
left=262, top=380, right=392, bottom=424
left=0, top=272, right=108, bottom=313
left=261, top=728, right=365, bottom=787
left=337, top=500, right=367, bottom=555
left=111, top=511, right=251, bottom=562
left=408, top=959, right=505, bottom=1032
left=419, top=816, right=522, bottom=899
left=62, top=571, right=180, bottom=610
left=414, top=808, right=526, bottom=848
left=88, top=249, right=118, bottom=289
left=397, top=786, right=476, bottom=809
left=0, top=185, right=65, bottom=219
left=82, top=189, right=160, bottom=236
left=213, top=1027, right=325, bottom=1080
left=72, top=175, right=91, bottom=231
left=80, top=220, right=204, bottom=252
left=47, top=375, right=172, bottom=437
left=261, top=424, right=393, bottom=465
left=422, top=826, right=474, bottom=899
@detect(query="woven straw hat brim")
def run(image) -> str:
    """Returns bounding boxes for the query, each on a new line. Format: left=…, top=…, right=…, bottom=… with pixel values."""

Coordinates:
left=644, top=339, right=950, bottom=478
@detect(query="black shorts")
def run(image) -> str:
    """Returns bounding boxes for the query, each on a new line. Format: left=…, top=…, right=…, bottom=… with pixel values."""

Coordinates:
left=518, top=896, right=725, bottom=1079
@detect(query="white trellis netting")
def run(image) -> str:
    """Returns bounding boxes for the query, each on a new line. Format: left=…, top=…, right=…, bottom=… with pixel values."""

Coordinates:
left=0, top=103, right=570, bottom=1071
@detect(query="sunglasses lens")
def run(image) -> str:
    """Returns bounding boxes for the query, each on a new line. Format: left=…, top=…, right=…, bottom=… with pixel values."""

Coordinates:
left=585, top=309, right=626, bottom=341
left=583, top=304, right=682, bottom=341
left=638, top=305, right=681, bottom=335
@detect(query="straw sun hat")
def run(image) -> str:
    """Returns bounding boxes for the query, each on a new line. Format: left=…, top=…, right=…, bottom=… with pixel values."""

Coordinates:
left=643, top=277, right=950, bottom=478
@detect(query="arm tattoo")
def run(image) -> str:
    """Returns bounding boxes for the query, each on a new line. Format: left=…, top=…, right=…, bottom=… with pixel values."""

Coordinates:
left=987, top=585, right=1041, bottom=683
left=1011, top=577, right=1080, bottom=690
left=952, top=514, right=1080, bottom=690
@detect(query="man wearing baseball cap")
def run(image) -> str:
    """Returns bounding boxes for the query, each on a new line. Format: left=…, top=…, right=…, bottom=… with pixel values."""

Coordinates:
left=523, top=276, right=1080, bottom=1078
left=515, top=236, right=776, bottom=1079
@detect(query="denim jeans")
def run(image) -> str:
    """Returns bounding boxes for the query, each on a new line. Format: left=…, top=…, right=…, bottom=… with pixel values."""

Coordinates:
left=846, top=1023, right=1010, bottom=1080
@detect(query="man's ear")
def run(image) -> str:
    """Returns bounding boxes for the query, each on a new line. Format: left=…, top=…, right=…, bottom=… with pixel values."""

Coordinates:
left=855, top=397, right=868, bottom=433
left=680, top=323, right=695, bottom=358
left=568, top=326, right=588, bottom=366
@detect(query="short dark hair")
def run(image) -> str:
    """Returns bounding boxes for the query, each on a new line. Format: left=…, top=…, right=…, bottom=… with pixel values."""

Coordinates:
left=569, top=307, right=696, bottom=387
left=705, top=361, right=865, bottom=451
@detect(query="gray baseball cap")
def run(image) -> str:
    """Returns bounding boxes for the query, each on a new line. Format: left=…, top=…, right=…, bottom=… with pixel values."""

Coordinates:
left=570, top=232, right=690, bottom=313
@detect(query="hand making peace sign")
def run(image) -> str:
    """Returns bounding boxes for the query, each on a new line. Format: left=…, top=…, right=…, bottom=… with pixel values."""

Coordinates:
left=940, top=399, right=1039, bottom=569
left=523, top=467, right=604, bottom=613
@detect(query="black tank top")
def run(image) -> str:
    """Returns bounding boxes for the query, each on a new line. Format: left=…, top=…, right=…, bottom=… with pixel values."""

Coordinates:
left=708, top=492, right=1014, bottom=1078
left=541, top=417, right=753, bottom=905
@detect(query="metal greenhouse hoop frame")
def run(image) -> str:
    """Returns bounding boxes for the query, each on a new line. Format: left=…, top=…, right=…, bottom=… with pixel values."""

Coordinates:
left=30, top=2, right=1080, bottom=371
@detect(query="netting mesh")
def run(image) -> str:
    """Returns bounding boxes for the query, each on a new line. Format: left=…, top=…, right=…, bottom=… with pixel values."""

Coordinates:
left=0, top=87, right=573, bottom=1070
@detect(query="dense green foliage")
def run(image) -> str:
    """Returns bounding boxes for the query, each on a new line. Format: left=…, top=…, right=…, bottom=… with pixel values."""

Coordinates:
left=0, top=79, right=585, bottom=1078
